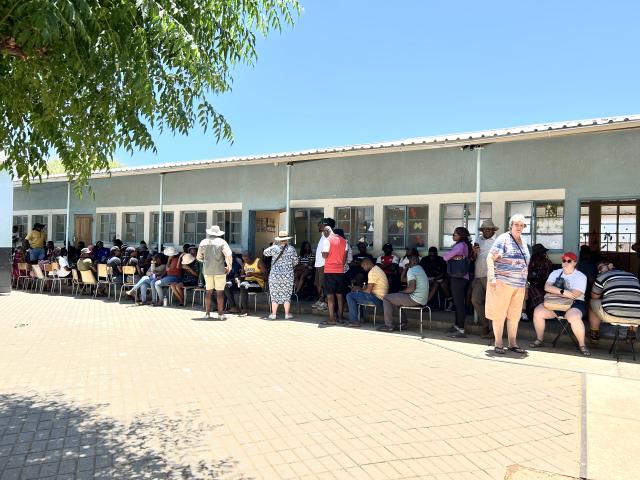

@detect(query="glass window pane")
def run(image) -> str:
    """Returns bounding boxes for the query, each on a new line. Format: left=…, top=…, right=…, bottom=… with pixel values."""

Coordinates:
left=443, top=204, right=464, bottom=219
left=509, top=202, right=532, bottom=217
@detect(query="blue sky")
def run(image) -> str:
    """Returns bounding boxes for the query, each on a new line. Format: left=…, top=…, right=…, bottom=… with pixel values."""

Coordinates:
left=117, top=0, right=640, bottom=166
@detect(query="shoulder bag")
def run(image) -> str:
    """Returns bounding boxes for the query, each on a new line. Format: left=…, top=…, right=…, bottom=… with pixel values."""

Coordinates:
left=446, top=244, right=471, bottom=278
left=543, top=271, right=572, bottom=311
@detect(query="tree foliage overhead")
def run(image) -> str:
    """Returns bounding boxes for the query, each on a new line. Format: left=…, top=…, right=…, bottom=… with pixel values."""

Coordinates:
left=1, top=0, right=300, bottom=187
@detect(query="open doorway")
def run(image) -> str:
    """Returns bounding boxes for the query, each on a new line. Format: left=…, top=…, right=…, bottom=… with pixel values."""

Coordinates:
left=580, top=199, right=639, bottom=274
left=249, top=210, right=284, bottom=257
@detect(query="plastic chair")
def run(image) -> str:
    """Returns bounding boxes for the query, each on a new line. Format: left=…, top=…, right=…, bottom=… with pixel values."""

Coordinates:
left=398, top=304, right=432, bottom=337
left=248, top=284, right=270, bottom=312
left=43, top=263, right=63, bottom=295
left=118, top=266, right=138, bottom=302
left=191, top=287, right=207, bottom=310
left=79, top=269, right=98, bottom=296
left=31, top=264, right=47, bottom=294
left=16, top=263, right=32, bottom=290
left=71, top=269, right=83, bottom=296
left=96, top=263, right=117, bottom=300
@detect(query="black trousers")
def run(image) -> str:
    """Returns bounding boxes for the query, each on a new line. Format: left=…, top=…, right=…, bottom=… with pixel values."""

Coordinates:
left=450, top=277, right=469, bottom=329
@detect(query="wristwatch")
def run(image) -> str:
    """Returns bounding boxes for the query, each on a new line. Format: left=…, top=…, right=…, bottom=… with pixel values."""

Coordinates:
left=560, top=288, right=565, bottom=295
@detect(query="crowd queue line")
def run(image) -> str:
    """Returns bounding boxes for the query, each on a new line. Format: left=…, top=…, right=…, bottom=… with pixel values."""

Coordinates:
left=11, top=216, right=640, bottom=358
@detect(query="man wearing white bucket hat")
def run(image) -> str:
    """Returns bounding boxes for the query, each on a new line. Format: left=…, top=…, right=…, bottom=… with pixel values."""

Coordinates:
left=197, top=225, right=233, bottom=320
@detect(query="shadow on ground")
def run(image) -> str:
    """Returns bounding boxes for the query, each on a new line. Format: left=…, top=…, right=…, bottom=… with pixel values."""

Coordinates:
left=0, top=392, right=250, bottom=479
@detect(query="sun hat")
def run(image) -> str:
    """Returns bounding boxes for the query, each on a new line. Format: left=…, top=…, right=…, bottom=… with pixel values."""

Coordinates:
left=561, top=251, right=578, bottom=262
left=274, top=230, right=292, bottom=241
left=163, top=246, right=178, bottom=256
left=531, top=244, right=549, bottom=256
left=180, top=253, right=195, bottom=265
left=480, top=219, right=499, bottom=231
left=80, top=248, right=91, bottom=254
left=206, top=225, right=225, bottom=236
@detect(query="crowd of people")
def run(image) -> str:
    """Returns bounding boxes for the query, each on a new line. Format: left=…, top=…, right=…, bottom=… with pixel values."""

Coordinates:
left=11, top=216, right=640, bottom=357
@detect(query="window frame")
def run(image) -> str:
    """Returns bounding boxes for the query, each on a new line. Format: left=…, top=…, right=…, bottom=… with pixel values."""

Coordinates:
left=151, top=211, right=175, bottom=246
left=122, top=212, right=145, bottom=244
left=13, top=215, right=28, bottom=240
left=180, top=210, right=207, bottom=245
left=214, top=210, right=242, bottom=246
left=506, top=200, right=565, bottom=251
left=440, top=202, right=493, bottom=249
left=335, top=206, right=374, bottom=247
left=97, top=213, right=117, bottom=243
left=32, top=215, right=47, bottom=232
left=384, top=205, right=428, bottom=250
left=291, top=208, right=325, bottom=248
left=52, top=214, right=67, bottom=243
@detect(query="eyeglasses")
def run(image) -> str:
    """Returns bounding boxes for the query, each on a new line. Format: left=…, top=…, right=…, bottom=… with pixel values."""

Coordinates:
left=561, top=259, right=574, bottom=263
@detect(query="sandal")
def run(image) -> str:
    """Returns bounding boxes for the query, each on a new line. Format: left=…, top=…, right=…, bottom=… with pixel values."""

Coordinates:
left=579, top=346, right=592, bottom=357
left=319, top=320, right=336, bottom=326
left=508, top=345, right=526, bottom=354
left=494, top=346, right=507, bottom=355
left=529, top=339, right=545, bottom=348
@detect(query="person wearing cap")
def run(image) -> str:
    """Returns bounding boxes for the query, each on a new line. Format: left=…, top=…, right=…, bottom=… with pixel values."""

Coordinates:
left=169, top=253, right=200, bottom=305
left=77, top=248, right=95, bottom=273
left=486, top=214, right=530, bottom=354
left=530, top=252, right=591, bottom=356
left=471, top=220, right=499, bottom=337
left=155, top=246, right=183, bottom=306
left=107, top=246, right=124, bottom=283
left=25, top=223, right=47, bottom=262
left=376, top=243, right=400, bottom=292
left=526, top=244, right=553, bottom=319
left=263, top=231, right=299, bottom=320
left=312, top=218, right=336, bottom=310
left=196, top=225, right=233, bottom=320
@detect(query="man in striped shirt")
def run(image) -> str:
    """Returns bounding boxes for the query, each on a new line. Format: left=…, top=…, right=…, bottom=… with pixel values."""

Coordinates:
left=589, top=259, right=640, bottom=343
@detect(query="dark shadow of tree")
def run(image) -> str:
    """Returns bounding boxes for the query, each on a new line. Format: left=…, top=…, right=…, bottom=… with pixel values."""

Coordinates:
left=0, top=392, right=254, bottom=479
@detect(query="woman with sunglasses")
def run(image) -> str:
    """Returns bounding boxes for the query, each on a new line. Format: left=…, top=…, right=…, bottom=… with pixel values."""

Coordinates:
left=530, top=252, right=591, bottom=356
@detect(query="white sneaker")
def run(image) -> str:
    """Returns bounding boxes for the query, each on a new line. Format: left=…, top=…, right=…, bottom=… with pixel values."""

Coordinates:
left=312, top=300, right=322, bottom=307
left=162, top=298, right=168, bottom=307
left=315, top=302, right=328, bottom=310
left=268, top=314, right=277, bottom=320
left=219, top=314, right=228, bottom=321
left=211, top=312, right=219, bottom=320
left=285, top=314, right=294, bottom=320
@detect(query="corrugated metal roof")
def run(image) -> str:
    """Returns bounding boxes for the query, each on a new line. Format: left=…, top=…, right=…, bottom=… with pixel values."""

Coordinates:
left=20, top=113, right=640, bottom=184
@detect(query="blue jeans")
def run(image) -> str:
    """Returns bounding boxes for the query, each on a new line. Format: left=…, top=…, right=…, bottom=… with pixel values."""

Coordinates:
left=131, top=275, right=156, bottom=303
left=29, top=248, right=45, bottom=262
left=154, top=275, right=180, bottom=301
left=346, top=291, right=383, bottom=324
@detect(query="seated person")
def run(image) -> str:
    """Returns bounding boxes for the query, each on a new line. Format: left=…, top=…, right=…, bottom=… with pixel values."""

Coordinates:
left=170, top=253, right=200, bottom=305
left=11, top=246, right=26, bottom=284
left=420, top=246, right=450, bottom=305
left=77, top=248, right=96, bottom=273
left=399, top=247, right=420, bottom=286
left=45, top=241, right=56, bottom=260
left=55, top=248, right=72, bottom=279
left=94, top=241, right=110, bottom=263
left=237, top=251, right=268, bottom=316
left=376, top=243, right=400, bottom=292
left=223, top=252, right=244, bottom=313
left=530, top=252, right=591, bottom=356
left=126, top=254, right=165, bottom=304
left=112, top=238, right=123, bottom=249
left=294, top=241, right=316, bottom=295
left=107, top=246, right=124, bottom=283
left=345, top=258, right=388, bottom=327
left=378, top=256, right=429, bottom=332
left=589, top=259, right=640, bottom=344
left=347, top=241, right=374, bottom=288
left=154, top=246, right=182, bottom=306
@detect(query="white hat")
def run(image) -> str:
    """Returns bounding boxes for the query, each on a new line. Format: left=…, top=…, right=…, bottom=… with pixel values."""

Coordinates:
left=180, top=253, right=195, bottom=265
left=80, top=248, right=91, bottom=254
left=274, top=230, right=292, bottom=241
left=163, top=246, right=178, bottom=256
left=206, top=225, right=225, bottom=236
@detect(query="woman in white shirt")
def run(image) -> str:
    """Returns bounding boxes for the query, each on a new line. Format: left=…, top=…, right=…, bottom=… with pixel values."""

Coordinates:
left=530, top=251, right=591, bottom=356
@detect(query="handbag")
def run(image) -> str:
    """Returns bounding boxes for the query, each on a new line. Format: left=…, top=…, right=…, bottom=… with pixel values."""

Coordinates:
left=543, top=293, right=573, bottom=312
left=446, top=244, right=470, bottom=278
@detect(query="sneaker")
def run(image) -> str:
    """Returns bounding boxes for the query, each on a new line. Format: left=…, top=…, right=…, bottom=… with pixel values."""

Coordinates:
left=445, top=325, right=457, bottom=334
left=376, top=325, right=394, bottom=332
left=211, top=312, right=219, bottom=320
left=268, top=314, right=277, bottom=320
left=236, top=312, right=248, bottom=317
left=125, top=289, right=134, bottom=297
left=315, top=302, right=328, bottom=310
left=162, top=298, right=168, bottom=307
left=202, top=313, right=211, bottom=320
left=446, top=327, right=467, bottom=338
left=219, top=314, right=228, bottom=321
left=284, top=314, right=294, bottom=320
left=312, top=300, right=322, bottom=308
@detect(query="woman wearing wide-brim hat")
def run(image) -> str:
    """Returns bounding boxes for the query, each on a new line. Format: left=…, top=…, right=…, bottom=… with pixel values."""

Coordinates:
left=263, top=231, right=299, bottom=320
left=154, top=246, right=182, bottom=306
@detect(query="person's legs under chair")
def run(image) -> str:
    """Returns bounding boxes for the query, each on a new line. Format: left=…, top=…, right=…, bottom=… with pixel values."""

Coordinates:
left=566, top=308, right=587, bottom=347
left=382, top=293, right=420, bottom=329
left=533, top=304, right=557, bottom=343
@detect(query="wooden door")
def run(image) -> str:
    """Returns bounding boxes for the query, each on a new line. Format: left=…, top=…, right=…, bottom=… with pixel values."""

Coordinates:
left=74, top=215, right=93, bottom=246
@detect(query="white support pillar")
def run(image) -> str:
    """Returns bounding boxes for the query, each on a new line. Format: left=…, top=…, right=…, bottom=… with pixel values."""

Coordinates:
left=474, top=146, right=484, bottom=242
left=158, top=173, right=164, bottom=252
left=65, top=181, right=71, bottom=248
left=285, top=163, right=292, bottom=232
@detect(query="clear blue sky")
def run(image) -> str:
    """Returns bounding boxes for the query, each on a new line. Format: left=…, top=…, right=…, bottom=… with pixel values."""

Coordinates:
left=117, top=0, right=640, bottom=166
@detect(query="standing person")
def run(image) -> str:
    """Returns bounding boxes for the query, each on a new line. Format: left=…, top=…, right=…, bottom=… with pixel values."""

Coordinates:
left=263, top=231, right=299, bottom=320
left=471, top=220, right=499, bottom=338
left=25, top=223, right=46, bottom=262
left=442, top=227, right=473, bottom=338
left=530, top=252, right=591, bottom=356
left=320, top=226, right=347, bottom=325
left=486, top=214, right=530, bottom=354
left=312, top=218, right=335, bottom=311
left=333, top=228, right=352, bottom=321
left=378, top=256, right=429, bottom=332
left=294, top=241, right=315, bottom=295
left=526, top=244, right=554, bottom=320
left=196, top=225, right=233, bottom=320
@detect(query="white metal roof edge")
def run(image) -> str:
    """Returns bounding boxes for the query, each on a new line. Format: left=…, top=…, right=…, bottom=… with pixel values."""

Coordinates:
left=14, top=113, right=640, bottom=185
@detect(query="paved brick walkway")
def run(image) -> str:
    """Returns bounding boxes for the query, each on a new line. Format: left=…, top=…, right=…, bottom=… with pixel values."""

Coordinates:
left=0, top=291, right=638, bottom=479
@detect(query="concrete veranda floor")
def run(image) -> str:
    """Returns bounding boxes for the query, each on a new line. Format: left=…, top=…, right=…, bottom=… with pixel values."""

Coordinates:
left=0, top=291, right=639, bottom=480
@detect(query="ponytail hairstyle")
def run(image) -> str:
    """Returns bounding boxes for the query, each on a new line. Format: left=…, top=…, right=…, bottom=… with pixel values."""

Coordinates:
left=453, top=227, right=473, bottom=257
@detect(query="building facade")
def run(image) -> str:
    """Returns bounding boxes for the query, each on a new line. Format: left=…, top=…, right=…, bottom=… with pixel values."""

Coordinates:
left=12, top=115, right=640, bottom=273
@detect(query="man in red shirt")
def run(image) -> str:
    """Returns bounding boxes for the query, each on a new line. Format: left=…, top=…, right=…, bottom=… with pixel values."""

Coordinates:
left=321, top=226, right=347, bottom=325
